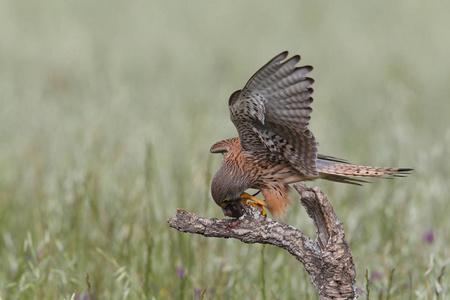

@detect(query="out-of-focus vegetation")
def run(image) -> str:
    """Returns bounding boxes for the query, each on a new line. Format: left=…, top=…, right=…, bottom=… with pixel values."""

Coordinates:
left=0, top=0, right=448, bottom=298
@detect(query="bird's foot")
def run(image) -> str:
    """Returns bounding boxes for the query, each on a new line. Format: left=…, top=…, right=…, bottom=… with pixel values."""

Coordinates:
left=239, top=192, right=267, bottom=216
left=244, top=201, right=267, bottom=217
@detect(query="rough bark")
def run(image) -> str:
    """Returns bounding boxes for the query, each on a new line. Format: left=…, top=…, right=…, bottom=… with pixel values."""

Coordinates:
left=168, top=183, right=357, bottom=299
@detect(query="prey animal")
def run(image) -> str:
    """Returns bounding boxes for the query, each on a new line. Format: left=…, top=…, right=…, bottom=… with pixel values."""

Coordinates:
left=210, top=51, right=412, bottom=218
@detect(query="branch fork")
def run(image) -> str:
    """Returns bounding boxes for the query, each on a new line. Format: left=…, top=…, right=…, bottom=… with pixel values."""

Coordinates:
left=168, top=183, right=357, bottom=300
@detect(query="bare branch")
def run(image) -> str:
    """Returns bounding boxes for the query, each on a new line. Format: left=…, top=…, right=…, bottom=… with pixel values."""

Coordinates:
left=168, top=183, right=357, bottom=300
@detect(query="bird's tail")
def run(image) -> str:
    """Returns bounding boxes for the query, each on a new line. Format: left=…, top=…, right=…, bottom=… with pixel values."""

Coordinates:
left=317, top=161, right=413, bottom=186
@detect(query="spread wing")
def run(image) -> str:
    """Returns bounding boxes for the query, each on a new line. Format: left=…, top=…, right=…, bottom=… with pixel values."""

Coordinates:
left=229, top=51, right=318, bottom=176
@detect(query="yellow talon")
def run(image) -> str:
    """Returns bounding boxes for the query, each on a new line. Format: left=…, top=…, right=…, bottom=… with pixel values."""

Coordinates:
left=238, top=192, right=267, bottom=216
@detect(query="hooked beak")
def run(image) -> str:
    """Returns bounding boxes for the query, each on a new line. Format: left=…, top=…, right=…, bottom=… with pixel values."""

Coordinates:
left=219, top=191, right=261, bottom=218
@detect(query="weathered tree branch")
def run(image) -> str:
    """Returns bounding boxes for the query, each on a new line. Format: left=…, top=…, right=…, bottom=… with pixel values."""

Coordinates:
left=168, top=183, right=357, bottom=300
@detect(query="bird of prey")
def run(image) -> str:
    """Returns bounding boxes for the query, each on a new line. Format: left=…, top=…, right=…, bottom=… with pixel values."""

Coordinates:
left=210, top=51, right=412, bottom=218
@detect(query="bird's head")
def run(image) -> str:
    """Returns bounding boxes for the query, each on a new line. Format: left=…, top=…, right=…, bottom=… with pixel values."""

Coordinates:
left=211, top=167, right=249, bottom=218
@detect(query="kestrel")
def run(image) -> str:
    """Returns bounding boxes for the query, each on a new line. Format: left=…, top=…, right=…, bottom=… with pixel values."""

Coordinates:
left=211, top=51, right=412, bottom=218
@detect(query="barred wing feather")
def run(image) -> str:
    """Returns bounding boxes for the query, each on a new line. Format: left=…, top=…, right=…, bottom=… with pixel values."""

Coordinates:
left=229, top=51, right=318, bottom=176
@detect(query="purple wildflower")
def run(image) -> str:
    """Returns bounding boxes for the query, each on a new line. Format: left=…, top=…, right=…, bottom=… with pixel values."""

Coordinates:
left=370, top=270, right=381, bottom=281
left=176, top=266, right=185, bottom=279
left=423, top=230, right=435, bottom=244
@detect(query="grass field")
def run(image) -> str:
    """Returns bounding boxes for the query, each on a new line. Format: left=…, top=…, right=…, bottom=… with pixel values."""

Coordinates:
left=1, top=0, right=449, bottom=299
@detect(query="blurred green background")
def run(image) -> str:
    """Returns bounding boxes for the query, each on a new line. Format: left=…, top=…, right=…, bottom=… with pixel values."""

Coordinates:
left=1, top=0, right=449, bottom=299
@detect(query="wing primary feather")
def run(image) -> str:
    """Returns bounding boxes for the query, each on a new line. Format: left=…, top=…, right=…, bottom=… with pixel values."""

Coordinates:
left=245, top=52, right=289, bottom=89
left=228, top=52, right=319, bottom=177
left=317, top=154, right=349, bottom=164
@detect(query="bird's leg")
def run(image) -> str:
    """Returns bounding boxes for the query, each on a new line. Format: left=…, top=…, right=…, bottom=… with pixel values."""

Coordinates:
left=238, top=192, right=267, bottom=206
left=238, top=192, right=267, bottom=216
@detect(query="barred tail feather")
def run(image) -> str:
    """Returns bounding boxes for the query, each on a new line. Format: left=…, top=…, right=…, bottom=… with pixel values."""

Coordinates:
left=318, top=163, right=413, bottom=185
